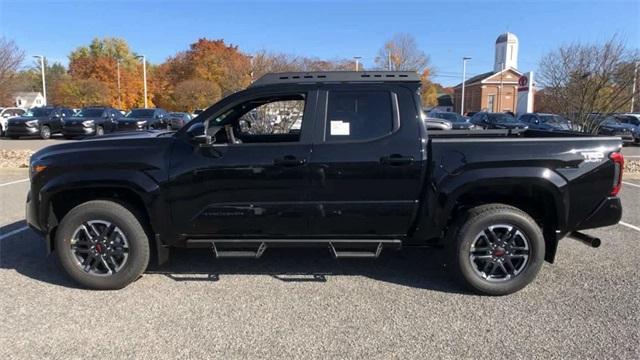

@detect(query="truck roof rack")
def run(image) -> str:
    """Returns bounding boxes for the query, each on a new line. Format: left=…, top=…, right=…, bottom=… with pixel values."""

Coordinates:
left=250, top=71, right=420, bottom=88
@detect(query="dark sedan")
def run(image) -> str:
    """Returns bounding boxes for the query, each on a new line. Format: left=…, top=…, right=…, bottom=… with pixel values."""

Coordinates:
left=168, top=112, right=192, bottom=130
left=62, top=107, right=122, bottom=138
left=5, top=107, right=74, bottom=139
left=517, top=113, right=572, bottom=131
left=470, top=112, right=528, bottom=130
left=598, top=116, right=637, bottom=144
left=116, top=108, right=168, bottom=131
left=430, top=112, right=478, bottom=129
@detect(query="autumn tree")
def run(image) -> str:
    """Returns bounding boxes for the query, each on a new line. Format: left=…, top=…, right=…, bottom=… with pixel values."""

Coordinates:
left=154, top=38, right=251, bottom=110
left=375, top=33, right=431, bottom=71
left=537, top=36, right=640, bottom=133
left=68, top=37, right=147, bottom=109
left=0, top=37, right=25, bottom=106
left=54, top=78, right=109, bottom=108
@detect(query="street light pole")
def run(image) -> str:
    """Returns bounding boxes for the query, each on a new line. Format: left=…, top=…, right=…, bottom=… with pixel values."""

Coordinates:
left=136, top=55, right=148, bottom=108
left=354, top=56, right=361, bottom=71
left=116, top=59, right=122, bottom=109
left=631, top=61, right=639, bottom=112
left=461, top=57, right=471, bottom=115
left=33, top=55, right=47, bottom=106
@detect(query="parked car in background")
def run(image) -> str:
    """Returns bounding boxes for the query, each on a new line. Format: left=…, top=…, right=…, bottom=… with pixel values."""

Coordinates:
left=430, top=111, right=478, bottom=129
left=517, top=113, right=572, bottom=131
left=116, top=108, right=168, bottom=131
left=470, top=112, right=528, bottom=130
left=62, top=107, right=123, bottom=138
left=598, top=115, right=638, bottom=144
left=167, top=112, right=192, bottom=130
left=0, top=107, right=26, bottom=136
left=192, top=109, right=204, bottom=118
left=5, top=106, right=74, bottom=139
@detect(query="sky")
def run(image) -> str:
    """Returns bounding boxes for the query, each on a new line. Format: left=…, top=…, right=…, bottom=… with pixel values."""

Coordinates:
left=1, top=0, right=638, bottom=86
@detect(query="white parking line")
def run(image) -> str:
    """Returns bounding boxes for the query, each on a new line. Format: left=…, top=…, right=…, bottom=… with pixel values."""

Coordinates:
left=622, top=181, right=640, bottom=189
left=0, top=178, right=29, bottom=187
left=624, top=155, right=640, bottom=158
left=619, top=221, right=640, bottom=232
left=0, top=225, right=28, bottom=241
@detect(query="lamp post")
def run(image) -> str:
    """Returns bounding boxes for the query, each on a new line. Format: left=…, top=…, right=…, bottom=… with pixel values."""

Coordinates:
left=631, top=61, right=639, bottom=112
left=354, top=56, right=362, bottom=71
left=33, top=55, right=47, bottom=106
left=135, top=55, right=148, bottom=108
left=116, top=59, right=122, bottom=109
left=460, top=57, right=471, bottom=115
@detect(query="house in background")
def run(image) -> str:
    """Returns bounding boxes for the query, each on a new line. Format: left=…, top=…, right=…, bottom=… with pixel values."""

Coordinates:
left=453, top=32, right=527, bottom=114
left=13, top=92, right=45, bottom=109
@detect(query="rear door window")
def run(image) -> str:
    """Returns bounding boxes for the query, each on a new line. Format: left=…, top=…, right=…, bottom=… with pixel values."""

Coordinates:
left=325, top=91, right=393, bottom=141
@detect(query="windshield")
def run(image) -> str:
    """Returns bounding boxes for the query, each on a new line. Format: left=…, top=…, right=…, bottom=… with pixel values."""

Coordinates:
left=77, top=108, right=104, bottom=118
left=539, top=115, right=569, bottom=125
left=126, top=109, right=154, bottom=118
left=24, top=108, right=53, bottom=117
left=488, top=113, right=517, bottom=123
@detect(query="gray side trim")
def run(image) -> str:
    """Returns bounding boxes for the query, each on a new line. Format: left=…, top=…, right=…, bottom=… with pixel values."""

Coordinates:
left=431, top=136, right=622, bottom=143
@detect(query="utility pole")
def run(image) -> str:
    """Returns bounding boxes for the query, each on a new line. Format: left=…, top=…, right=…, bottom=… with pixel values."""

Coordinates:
left=116, top=59, right=122, bottom=109
left=136, top=55, right=148, bottom=108
left=33, top=55, right=47, bottom=106
left=461, top=57, right=471, bottom=115
left=354, top=56, right=361, bottom=71
left=631, top=61, right=639, bottom=112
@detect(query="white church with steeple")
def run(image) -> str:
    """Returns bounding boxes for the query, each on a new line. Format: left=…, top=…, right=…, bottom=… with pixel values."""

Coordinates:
left=454, top=32, right=534, bottom=115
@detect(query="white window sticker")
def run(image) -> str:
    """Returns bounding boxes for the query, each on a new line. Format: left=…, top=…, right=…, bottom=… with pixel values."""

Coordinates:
left=330, top=120, right=350, bottom=136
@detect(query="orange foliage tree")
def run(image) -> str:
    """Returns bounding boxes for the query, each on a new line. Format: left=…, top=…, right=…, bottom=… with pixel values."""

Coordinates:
left=68, top=38, right=149, bottom=109
left=153, top=38, right=251, bottom=111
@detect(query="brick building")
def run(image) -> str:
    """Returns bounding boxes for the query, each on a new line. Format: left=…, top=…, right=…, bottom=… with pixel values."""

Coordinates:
left=453, top=32, right=526, bottom=114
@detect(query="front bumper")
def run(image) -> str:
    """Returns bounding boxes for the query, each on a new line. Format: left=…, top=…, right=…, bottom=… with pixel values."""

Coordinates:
left=118, top=122, right=146, bottom=131
left=62, top=125, right=94, bottom=136
left=576, top=196, right=622, bottom=230
left=6, top=124, right=39, bottom=136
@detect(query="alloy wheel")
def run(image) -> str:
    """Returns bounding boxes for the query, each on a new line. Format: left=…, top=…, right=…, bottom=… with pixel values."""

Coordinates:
left=69, top=220, right=129, bottom=276
left=469, top=224, right=530, bottom=282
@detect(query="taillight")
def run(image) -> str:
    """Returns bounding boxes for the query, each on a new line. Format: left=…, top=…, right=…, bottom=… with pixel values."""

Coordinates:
left=610, top=152, right=624, bottom=196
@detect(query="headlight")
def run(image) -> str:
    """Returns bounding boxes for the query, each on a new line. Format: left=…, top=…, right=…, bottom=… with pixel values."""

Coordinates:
left=136, top=120, right=147, bottom=126
left=25, top=120, right=39, bottom=127
left=82, top=120, right=94, bottom=127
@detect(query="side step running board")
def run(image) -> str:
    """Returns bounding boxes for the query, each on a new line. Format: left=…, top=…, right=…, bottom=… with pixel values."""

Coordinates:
left=329, top=242, right=384, bottom=259
left=212, top=242, right=268, bottom=258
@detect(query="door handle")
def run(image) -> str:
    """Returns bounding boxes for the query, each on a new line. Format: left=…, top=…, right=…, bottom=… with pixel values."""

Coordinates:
left=380, top=154, right=414, bottom=166
left=274, top=156, right=306, bottom=167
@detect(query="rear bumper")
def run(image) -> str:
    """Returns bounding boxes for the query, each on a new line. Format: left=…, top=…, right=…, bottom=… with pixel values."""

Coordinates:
left=576, top=196, right=622, bottom=230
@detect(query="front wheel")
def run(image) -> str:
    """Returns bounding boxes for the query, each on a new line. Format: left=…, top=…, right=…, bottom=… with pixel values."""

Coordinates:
left=40, top=125, right=51, bottom=139
left=55, top=200, right=150, bottom=290
left=96, top=126, right=104, bottom=136
left=450, top=204, right=545, bottom=296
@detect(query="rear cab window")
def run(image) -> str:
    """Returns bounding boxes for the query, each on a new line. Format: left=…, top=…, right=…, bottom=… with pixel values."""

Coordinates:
left=325, top=90, right=394, bottom=142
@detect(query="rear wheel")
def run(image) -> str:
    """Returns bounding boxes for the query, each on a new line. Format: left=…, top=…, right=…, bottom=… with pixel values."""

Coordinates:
left=55, top=200, right=150, bottom=290
left=40, top=125, right=51, bottom=139
left=450, top=204, right=545, bottom=296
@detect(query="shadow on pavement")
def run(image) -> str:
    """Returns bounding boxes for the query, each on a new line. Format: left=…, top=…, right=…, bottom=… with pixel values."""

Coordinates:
left=0, top=220, right=465, bottom=294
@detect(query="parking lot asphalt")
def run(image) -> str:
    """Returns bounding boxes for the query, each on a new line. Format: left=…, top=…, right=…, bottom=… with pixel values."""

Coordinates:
left=0, top=169, right=639, bottom=358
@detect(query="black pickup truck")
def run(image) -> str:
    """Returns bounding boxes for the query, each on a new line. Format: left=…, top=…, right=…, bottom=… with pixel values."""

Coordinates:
left=26, top=72, right=624, bottom=295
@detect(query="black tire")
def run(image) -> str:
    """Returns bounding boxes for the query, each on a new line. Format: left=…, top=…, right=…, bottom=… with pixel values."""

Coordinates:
left=96, top=126, right=104, bottom=136
left=9, top=136, right=19, bottom=139
left=449, top=204, right=545, bottom=296
left=40, top=125, right=51, bottom=139
left=55, top=200, right=150, bottom=290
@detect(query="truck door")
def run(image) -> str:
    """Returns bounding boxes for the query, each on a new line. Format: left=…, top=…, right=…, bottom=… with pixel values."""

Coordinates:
left=307, top=85, right=424, bottom=236
left=167, top=90, right=319, bottom=237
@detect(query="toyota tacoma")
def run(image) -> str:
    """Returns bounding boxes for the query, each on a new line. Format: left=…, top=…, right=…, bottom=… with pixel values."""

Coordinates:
left=27, top=72, right=624, bottom=295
